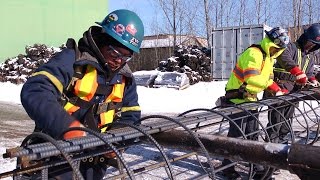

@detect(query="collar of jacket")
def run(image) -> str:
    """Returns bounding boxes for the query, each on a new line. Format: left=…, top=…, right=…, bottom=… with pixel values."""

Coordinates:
left=75, top=52, right=105, bottom=72
left=78, top=26, right=106, bottom=64
left=74, top=52, right=133, bottom=84
left=260, top=37, right=285, bottom=59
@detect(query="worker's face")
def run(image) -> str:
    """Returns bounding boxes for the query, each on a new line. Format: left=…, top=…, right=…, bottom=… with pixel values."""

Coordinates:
left=269, top=47, right=281, bottom=56
left=100, top=45, right=133, bottom=71
left=304, top=40, right=316, bottom=53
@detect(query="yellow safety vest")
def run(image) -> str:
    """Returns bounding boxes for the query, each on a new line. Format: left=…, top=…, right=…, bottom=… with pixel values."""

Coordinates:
left=63, top=65, right=125, bottom=132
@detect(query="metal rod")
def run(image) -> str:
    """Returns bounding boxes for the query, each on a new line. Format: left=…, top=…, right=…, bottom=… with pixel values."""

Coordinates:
left=152, top=129, right=320, bottom=172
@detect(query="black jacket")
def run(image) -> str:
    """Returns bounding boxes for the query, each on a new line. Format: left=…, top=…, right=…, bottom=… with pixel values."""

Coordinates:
left=274, top=42, right=315, bottom=91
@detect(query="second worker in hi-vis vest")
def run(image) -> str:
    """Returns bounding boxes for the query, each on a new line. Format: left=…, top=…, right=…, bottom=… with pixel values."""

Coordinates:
left=219, top=27, right=290, bottom=179
left=264, top=23, right=320, bottom=144
left=20, top=9, right=144, bottom=180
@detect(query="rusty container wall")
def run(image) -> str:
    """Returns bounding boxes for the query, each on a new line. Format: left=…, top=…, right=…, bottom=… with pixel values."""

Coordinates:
left=211, top=24, right=270, bottom=80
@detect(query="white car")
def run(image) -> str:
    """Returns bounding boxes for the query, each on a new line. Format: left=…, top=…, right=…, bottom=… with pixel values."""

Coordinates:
left=133, top=70, right=190, bottom=90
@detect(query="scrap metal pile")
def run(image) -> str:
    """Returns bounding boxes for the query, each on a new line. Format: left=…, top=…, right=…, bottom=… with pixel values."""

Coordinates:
left=0, top=44, right=61, bottom=84
left=157, top=45, right=212, bottom=84
left=2, top=89, right=320, bottom=179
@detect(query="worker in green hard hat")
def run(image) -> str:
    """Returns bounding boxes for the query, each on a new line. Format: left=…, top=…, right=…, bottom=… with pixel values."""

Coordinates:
left=20, top=9, right=144, bottom=179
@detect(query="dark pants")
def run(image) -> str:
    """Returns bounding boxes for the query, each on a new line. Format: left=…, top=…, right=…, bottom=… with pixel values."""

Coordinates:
left=263, top=85, right=296, bottom=143
left=222, top=109, right=259, bottom=168
left=266, top=102, right=296, bottom=143
left=227, top=110, right=259, bottom=140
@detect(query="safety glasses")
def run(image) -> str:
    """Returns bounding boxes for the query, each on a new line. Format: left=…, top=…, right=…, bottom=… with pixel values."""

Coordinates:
left=279, top=33, right=290, bottom=44
left=108, top=45, right=132, bottom=62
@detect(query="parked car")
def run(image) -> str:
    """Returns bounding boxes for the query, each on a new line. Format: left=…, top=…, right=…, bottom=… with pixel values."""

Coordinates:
left=133, top=70, right=190, bottom=90
left=133, top=70, right=158, bottom=88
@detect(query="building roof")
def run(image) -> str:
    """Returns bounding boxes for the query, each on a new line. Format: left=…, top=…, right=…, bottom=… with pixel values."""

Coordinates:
left=141, top=34, right=207, bottom=49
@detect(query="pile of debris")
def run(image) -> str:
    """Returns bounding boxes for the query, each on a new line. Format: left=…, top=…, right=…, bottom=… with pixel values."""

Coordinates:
left=0, top=44, right=213, bottom=86
left=156, top=45, right=212, bottom=85
left=0, top=44, right=62, bottom=84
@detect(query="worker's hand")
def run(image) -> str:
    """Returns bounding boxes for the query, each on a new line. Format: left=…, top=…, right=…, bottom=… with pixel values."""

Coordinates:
left=290, top=66, right=307, bottom=86
left=308, top=77, right=320, bottom=88
left=215, top=96, right=226, bottom=106
left=267, top=82, right=281, bottom=94
left=63, top=120, right=86, bottom=140
left=104, top=151, right=117, bottom=159
left=275, top=88, right=289, bottom=96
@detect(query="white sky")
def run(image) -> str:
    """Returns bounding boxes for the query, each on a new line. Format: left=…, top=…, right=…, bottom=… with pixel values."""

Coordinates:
left=0, top=81, right=227, bottom=114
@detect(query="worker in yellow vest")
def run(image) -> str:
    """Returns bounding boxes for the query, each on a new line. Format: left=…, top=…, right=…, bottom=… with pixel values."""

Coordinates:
left=20, top=9, right=144, bottom=179
left=220, top=27, right=290, bottom=179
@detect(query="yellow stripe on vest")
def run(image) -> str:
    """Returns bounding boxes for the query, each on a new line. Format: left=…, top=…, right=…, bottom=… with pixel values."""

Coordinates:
left=100, top=79, right=126, bottom=132
left=121, top=106, right=141, bottom=112
left=32, top=71, right=64, bottom=93
left=298, top=49, right=309, bottom=73
left=64, top=65, right=98, bottom=114
left=64, top=102, right=80, bottom=114
left=61, top=66, right=126, bottom=133
left=74, top=65, right=98, bottom=101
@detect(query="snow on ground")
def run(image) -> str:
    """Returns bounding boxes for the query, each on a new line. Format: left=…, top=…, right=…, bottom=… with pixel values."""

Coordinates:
left=0, top=82, right=24, bottom=104
left=138, top=81, right=227, bottom=114
left=0, top=81, right=227, bottom=111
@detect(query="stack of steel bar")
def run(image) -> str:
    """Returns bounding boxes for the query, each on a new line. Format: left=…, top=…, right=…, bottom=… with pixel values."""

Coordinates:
left=2, top=89, right=320, bottom=179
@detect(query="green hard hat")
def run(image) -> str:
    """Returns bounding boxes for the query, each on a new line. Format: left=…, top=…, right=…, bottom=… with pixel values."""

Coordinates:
left=96, top=9, right=144, bottom=53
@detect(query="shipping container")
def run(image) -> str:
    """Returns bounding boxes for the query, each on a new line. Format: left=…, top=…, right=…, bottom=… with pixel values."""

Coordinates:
left=211, top=24, right=271, bottom=80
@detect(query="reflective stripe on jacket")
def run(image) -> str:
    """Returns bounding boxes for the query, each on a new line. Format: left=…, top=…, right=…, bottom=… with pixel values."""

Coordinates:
left=99, top=80, right=125, bottom=132
left=226, top=37, right=285, bottom=104
left=274, top=48, right=310, bottom=74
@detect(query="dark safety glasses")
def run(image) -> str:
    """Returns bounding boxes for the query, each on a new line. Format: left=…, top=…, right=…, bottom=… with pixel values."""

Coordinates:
left=108, top=45, right=132, bottom=62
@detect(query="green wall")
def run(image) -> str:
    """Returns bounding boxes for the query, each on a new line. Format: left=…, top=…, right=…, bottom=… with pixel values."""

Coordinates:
left=0, top=0, right=108, bottom=62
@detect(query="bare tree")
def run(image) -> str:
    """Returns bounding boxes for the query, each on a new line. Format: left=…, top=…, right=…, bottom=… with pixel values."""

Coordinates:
left=150, top=0, right=319, bottom=47
left=214, top=2, right=219, bottom=28
left=204, top=0, right=211, bottom=47
left=316, top=0, right=320, bottom=22
left=225, top=0, right=236, bottom=26
left=219, top=0, right=225, bottom=27
left=297, top=0, right=303, bottom=33
left=254, top=0, right=263, bottom=24
left=292, top=0, right=303, bottom=40
left=263, top=0, right=270, bottom=24
left=156, top=0, right=178, bottom=47
left=239, top=0, right=246, bottom=26
left=209, top=0, right=225, bottom=28
left=304, top=0, right=313, bottom=24
left=149, top=11, right=162, bottom=63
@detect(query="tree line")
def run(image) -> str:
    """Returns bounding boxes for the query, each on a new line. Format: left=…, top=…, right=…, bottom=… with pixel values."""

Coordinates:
left=141, top=0, right=320, bottom=46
